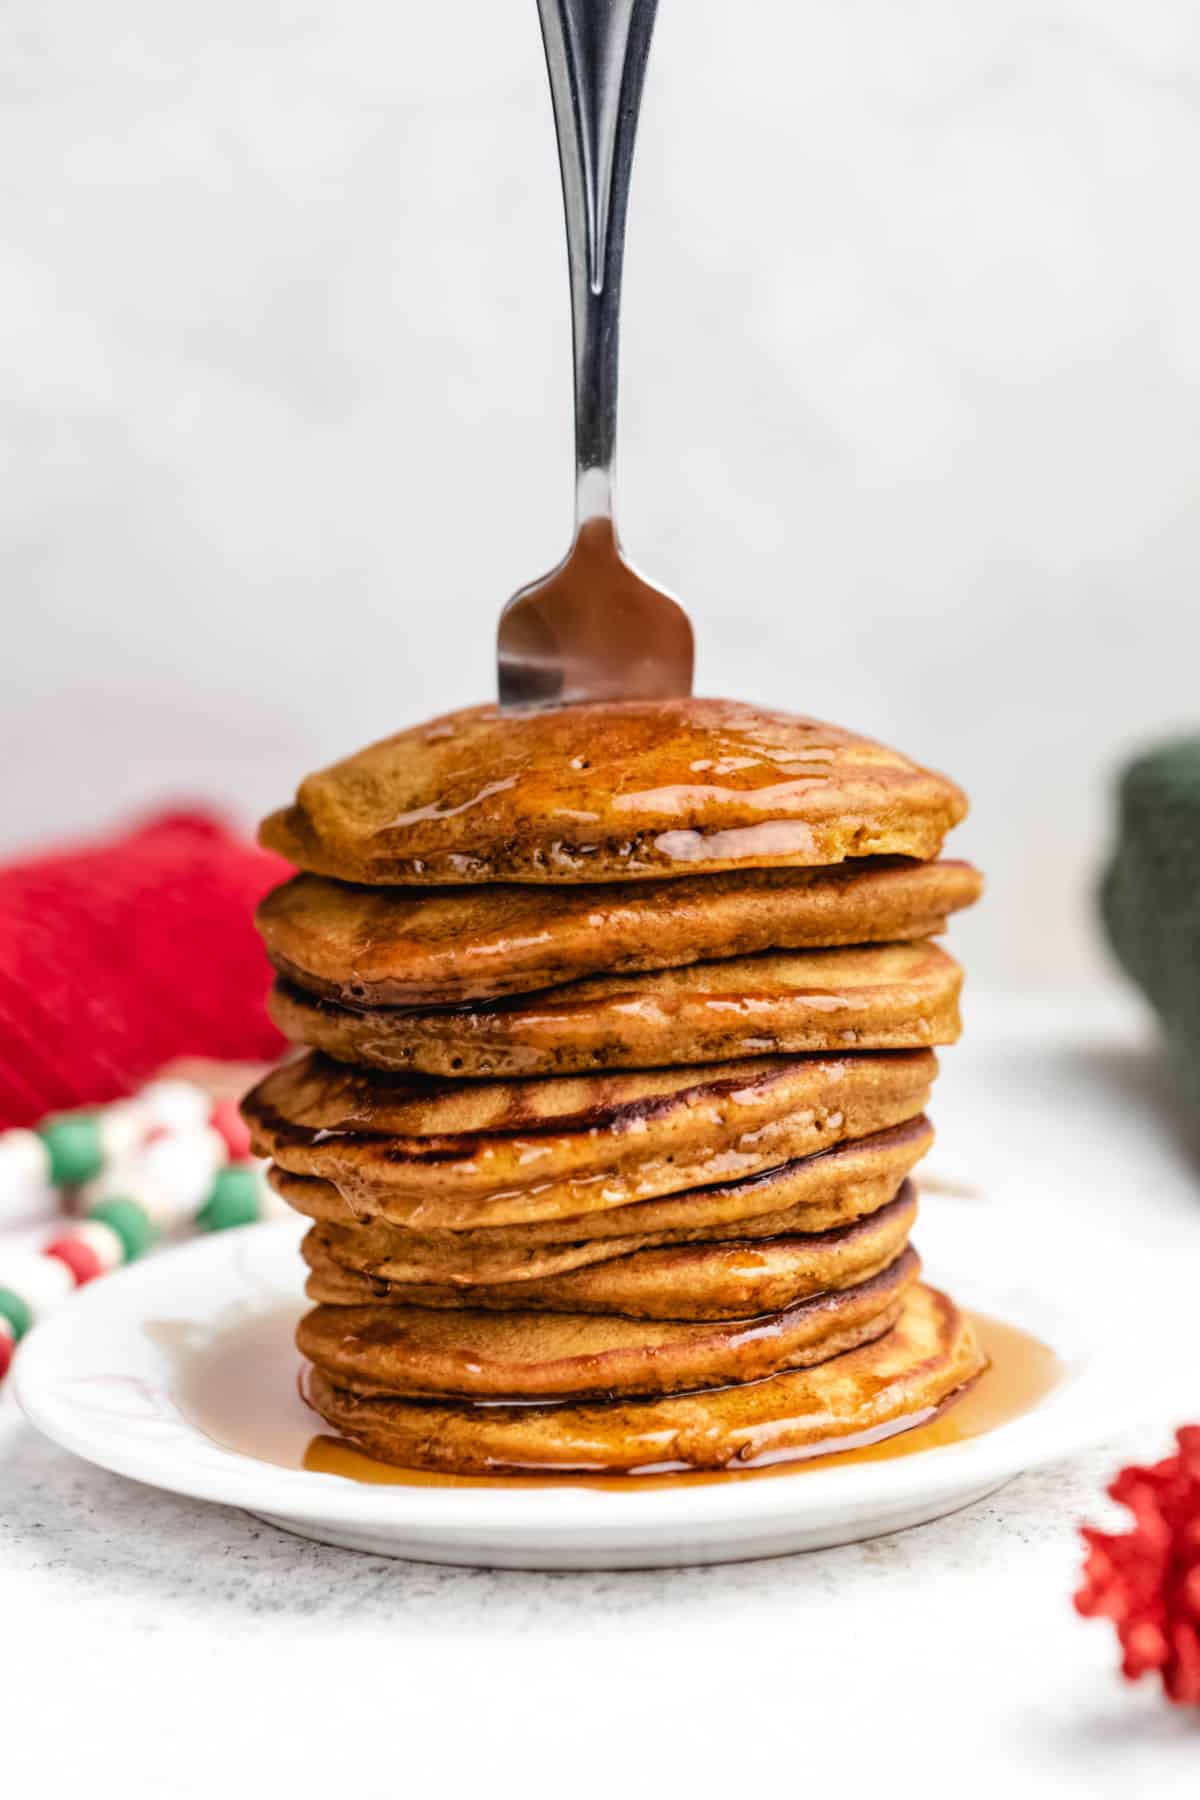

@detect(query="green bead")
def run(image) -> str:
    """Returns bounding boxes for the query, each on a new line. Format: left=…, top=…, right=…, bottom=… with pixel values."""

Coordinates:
left=195, top=1166, right=260, bottom=1233
left=87, top=1197, right=156, bottom=1262
left=38, top=1113, right=103, bottom=1187
left=0, top=1287, right=32, bottom=1341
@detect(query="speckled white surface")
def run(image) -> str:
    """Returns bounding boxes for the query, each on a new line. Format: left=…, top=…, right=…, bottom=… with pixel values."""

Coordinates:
left=4, top=1405, right=1199, bottom=1797
left=4, top=988, right=1200, bottom=1793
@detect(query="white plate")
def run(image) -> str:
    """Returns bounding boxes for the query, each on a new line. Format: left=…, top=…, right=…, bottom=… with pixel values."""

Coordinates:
left=12, top=1215, right=1146, bottom=1569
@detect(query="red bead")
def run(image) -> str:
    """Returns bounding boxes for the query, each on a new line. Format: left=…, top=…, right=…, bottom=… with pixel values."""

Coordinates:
left=209, top=1097, right=252, bottom=1162
left=0, top=1331, right=11, bottom=1379
left=44, top=1234, right=104, bottom=1286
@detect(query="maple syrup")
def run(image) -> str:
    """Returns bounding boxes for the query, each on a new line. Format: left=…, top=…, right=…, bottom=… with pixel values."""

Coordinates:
left=174, top=1304, right=1062, bottom=1491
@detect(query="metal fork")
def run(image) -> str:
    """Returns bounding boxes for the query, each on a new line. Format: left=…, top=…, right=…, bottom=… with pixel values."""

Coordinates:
left=496, top=0, right=694, bottom=708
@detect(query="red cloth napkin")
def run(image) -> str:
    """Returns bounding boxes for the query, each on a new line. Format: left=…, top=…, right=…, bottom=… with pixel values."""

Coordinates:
left=0, top=811, right=289, bottom=1129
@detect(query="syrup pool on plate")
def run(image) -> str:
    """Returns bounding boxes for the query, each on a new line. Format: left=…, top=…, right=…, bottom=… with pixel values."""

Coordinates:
left=173, top=1305, right=1063, bottom=1491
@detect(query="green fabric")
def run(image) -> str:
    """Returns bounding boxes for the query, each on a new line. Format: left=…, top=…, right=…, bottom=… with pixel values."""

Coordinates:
left=87, top=1197, right=156, bottom=1262
left=1101, top=734, right=1200, bottom=1105
left=38, top=1112, right=103, bottom=1187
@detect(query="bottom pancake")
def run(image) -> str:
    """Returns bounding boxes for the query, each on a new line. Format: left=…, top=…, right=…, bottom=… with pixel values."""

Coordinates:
left=303, top=1282, right=985, bottom=1475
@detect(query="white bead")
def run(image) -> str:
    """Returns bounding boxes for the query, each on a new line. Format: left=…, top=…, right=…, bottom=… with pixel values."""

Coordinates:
left=79, top=1163, right=169, bottom=1233
left=0, top=1129, right=55, bottom=1228
left=139, top=1188, right=192, bottom=1230
left=0, top=1250, right=75, bottom=1320
left=72, top=1218, right=126, bottom=1273
left=140, top=1127, right=227, bottom=1225
left=0, top=1128, right=51, bottom=1189
left=79, top=1163, right=143, bottom=1212
left=137, top=1079, right=209, bottom=1133
left=78, top=1126, right=223, bottom=1229
left=97, top=1100, right=150, bottom=1163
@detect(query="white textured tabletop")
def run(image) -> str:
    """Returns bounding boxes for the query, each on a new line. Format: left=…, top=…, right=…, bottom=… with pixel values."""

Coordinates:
left=4, top=988, right=1198, bottom=1798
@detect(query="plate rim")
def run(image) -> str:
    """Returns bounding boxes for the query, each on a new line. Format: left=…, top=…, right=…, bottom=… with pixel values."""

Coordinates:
left=11, top=1220, right=1148, bottom=1542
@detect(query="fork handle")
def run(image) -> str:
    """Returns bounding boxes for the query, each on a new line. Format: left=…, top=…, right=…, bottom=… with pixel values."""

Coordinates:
left=537, top=0, right=659, bottom=529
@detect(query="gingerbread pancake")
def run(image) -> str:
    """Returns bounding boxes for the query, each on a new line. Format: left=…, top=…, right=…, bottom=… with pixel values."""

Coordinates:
left=260, top=699, right=968, bottom=885
left=303, top=1281, right=984, bottom=1474
left=302, top=1184, right=918, bottom=1319
left=268, top=940, right=962, bottom=1078
left=296, top=1246, right=917, bottom=1401
left=270, top=1114, right=933, bottom=1285
left=257, top=858, right=983, bottom=1007
left=243, top=1049, right=935, bottom=1227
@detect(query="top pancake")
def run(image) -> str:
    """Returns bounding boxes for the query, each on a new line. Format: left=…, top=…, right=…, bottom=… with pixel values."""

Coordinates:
left=257, top=857, right=982, bottom=1007
left=259, top=699, right=968, bottom=885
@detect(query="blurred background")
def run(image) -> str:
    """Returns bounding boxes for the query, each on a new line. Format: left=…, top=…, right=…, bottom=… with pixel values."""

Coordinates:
left=3, top=0, right=1199, bottom=993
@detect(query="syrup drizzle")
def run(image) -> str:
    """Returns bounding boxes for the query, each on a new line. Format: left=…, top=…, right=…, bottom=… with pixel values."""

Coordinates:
left=174, top=1307, right=1061, bottom=1492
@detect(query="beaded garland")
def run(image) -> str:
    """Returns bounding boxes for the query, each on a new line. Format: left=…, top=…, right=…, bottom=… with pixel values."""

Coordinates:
left=0, top=1074, right=285, bottom=1374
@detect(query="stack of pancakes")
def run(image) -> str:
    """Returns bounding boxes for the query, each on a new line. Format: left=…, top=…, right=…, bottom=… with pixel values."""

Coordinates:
left=242, top=699, right=986, bottom=1476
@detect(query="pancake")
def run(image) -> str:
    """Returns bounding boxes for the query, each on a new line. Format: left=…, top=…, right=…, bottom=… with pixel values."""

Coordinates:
left=260, top=699, right=968, bottom=885
left=246, top=1045, right=926, bottom=1138
left=303, top=1281, right=984, bottom=1473
left=268, top=941, right=962, bottom=1078
left=244, top=1049, right=936, bottom=1227
left=256, top=858, right=984, bottom=1006
left=302, top=1184, right=918, bottom=1319
left=296, top=1245, right=918, bottom=1401
left=270, top=1114, right=933, bottom=1284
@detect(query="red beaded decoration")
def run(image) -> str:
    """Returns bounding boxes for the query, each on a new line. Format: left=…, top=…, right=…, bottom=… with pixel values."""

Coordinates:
left=0, top=1069, right=283, bottom=1390
left=1076, top=1427, right=1200, bottom=1706
left=43, top=1235, right=104, bottom=1287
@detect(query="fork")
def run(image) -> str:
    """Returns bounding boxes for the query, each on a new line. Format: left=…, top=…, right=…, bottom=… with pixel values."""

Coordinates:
left=496, top=0, right=694, bottom=708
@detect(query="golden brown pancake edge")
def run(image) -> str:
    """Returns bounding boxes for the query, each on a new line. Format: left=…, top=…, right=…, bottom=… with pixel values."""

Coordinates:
left=267, top=1114, right=933, bottom=1283
left=260, top=699, right=968, bottom=885
left=295, top=1246, right=919, bottom=1401
left=302, top=1282, right=985, bottom=1474
left=245, top=1050, right=936, bottom=1226
left=267, top=940, right=963, bottom=1078
left=256, top=858, right=984, bottom=1006
left=301, top=1184, right=919, bottom=1319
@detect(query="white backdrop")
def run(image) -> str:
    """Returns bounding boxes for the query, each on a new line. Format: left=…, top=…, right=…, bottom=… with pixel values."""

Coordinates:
left=3, top=0, right=1199, bottom=988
